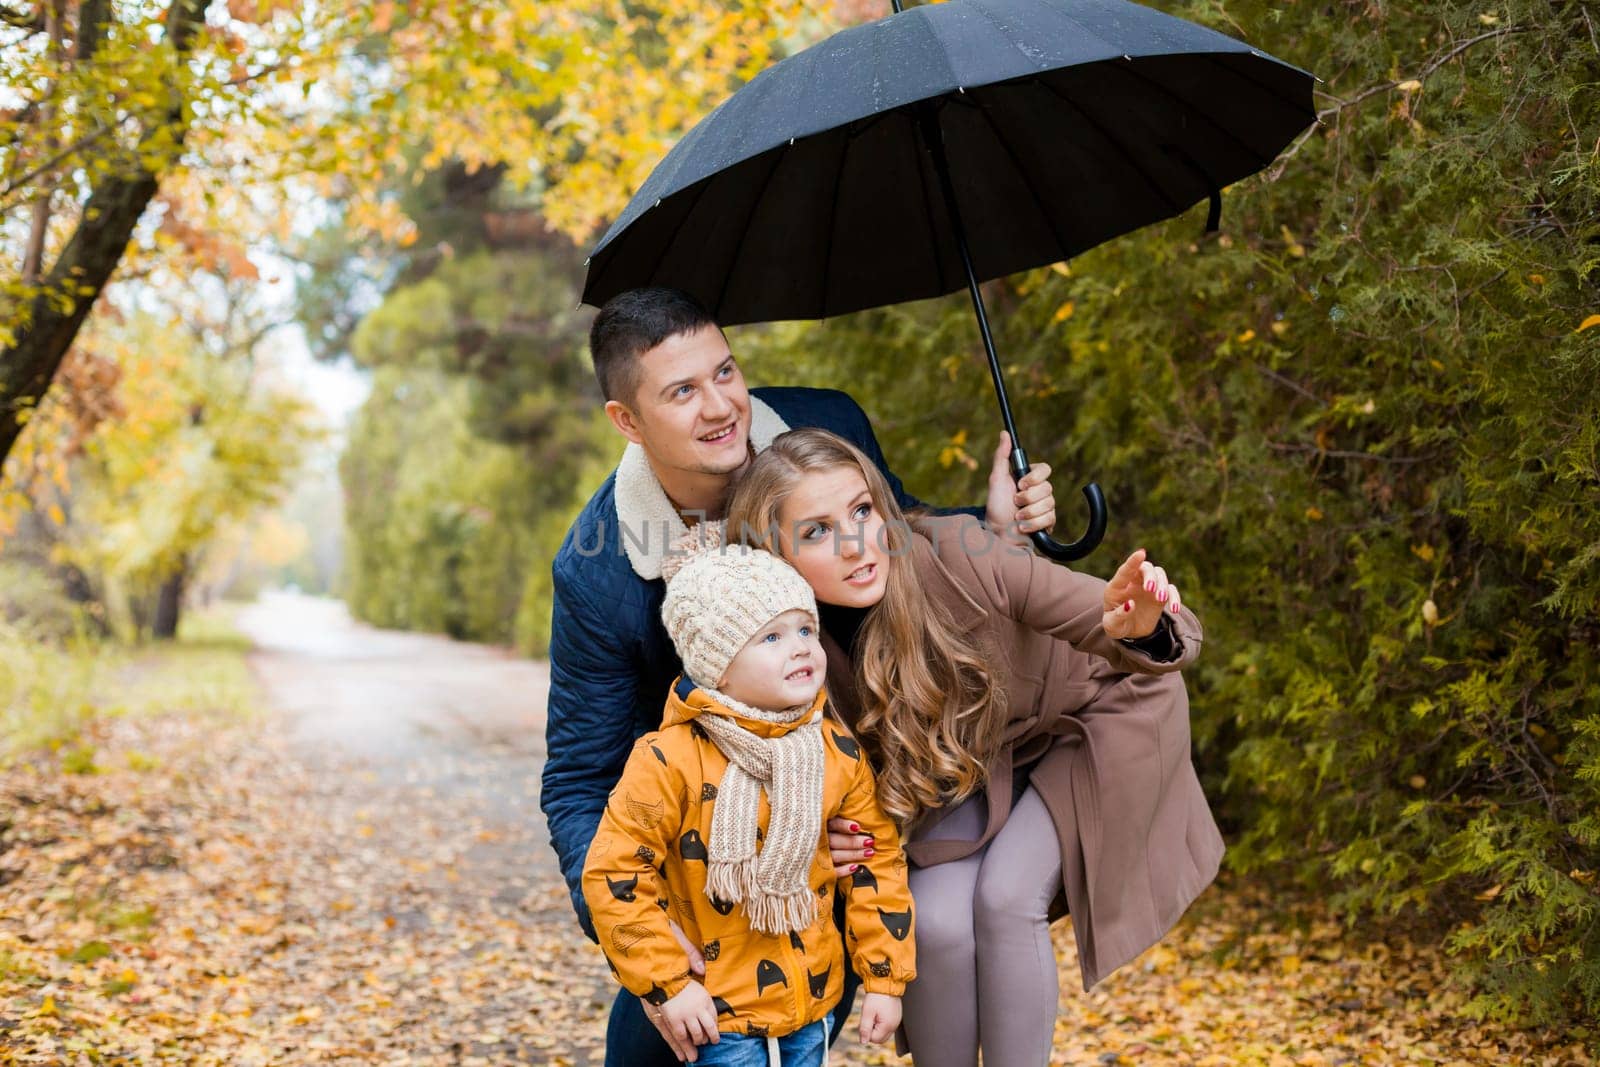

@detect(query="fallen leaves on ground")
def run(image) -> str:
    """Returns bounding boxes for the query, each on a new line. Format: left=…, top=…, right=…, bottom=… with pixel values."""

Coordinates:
left=0, top=702, right=1590, bottom=1065
left=1, top=709, right=614, bottom=1065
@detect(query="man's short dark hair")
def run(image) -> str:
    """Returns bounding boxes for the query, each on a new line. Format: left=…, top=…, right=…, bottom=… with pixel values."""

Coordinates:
left=589, top=288, right=720, bottom=406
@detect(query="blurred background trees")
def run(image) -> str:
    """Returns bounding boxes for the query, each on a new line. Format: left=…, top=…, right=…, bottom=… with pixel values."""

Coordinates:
left=1, top=0, right=1595, bottom=1037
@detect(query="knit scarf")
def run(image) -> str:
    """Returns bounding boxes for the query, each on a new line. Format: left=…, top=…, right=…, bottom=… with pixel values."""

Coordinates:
left=695, top=687, right=825, bottom=936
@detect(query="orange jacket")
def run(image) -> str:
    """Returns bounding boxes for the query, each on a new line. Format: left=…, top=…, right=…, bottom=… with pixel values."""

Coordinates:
left=582, top=677, right=916, bottom=1038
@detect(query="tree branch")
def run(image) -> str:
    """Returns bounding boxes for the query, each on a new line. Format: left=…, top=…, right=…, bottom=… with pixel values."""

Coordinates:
left=1265, top=26, right=1531, bottom=181
left=20, top=0, right=64, bottom=284
left=1253, top=364, right=1327, bottom=407
left=0, top=120, right=125, bottom=208
left=1266, top=441, right=1432, bottom=465
left=1318, top=27, right=1530, bottom=119
left=1, top=0, right=208, bottom=463
left=0, top=1, right=44, bottom=32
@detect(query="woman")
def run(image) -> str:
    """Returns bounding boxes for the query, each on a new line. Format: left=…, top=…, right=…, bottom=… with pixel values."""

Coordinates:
left=723, top=427, right=1223, bottom=1067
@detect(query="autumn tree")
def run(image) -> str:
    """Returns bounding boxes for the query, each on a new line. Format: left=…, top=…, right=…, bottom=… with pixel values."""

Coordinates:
left=2, top=0, right=209, bottom=460
left=38, top=308, right=319, bottom=639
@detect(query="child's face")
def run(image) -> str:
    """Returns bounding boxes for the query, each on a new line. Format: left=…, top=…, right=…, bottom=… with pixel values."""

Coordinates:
left=717, top=609, right=825, bottom=710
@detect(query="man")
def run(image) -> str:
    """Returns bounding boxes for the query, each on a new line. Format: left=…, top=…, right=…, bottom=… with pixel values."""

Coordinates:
left=542, top=287, right=1058, bottom=1065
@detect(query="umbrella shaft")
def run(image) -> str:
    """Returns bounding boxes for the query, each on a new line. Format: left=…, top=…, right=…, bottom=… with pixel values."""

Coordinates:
left=917, top=105, right=1028, bottom=479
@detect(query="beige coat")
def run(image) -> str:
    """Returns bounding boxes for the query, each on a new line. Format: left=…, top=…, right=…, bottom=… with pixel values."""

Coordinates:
left=820, top=513, right=1224, bottom=990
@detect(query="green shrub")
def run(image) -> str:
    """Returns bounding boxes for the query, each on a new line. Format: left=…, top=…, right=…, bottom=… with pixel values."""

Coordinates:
left=0, top=560, right=96, bottom=642
left=0, top=619, right=101, bottom=760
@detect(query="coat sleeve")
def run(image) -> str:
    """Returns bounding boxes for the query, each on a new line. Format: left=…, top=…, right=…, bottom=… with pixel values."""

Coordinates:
left=541, top=552, right=648, bottom=943
left=833, top=390, right=985, bottom=522
left=582, top=737, right=697, bottom=1004
left=929, top=516, right=1203, bottom=674
left=829, top=724, right=918, bottom=997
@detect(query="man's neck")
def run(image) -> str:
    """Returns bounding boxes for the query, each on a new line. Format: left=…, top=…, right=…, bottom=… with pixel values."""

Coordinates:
left=648, top=443, right=755, bottom=524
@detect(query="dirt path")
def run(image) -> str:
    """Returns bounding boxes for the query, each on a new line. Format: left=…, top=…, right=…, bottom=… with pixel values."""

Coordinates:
left=232, top=592, right=617, bottom=1065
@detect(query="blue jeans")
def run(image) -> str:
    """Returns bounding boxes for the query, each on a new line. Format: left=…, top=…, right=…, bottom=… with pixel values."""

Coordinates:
left=605, top=982, right=856, bottom=1067
left=603, top=895, right=860, bottom=1067
left=694, top=1018, right=827, bottom=1066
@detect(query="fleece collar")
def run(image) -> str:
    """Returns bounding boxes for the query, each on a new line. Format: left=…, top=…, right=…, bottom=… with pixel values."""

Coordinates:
left=612, top=395, right=791, bottom=580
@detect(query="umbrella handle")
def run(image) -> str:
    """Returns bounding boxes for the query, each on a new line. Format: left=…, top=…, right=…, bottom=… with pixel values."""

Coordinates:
left=1011, top=447, right=1107, bottom=562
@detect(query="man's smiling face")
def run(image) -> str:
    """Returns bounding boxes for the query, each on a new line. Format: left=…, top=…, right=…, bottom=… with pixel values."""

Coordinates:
left=606, top=323, right=753, bottom=482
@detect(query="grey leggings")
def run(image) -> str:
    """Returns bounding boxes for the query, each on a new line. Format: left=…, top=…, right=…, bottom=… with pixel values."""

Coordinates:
left=901, top=786, right=1062, bottom=1067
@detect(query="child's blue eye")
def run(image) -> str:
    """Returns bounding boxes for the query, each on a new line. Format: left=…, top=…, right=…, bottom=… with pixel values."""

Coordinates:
left=799, top=625, right=813, bottom=637
left=762, top=633, right=778, bottom=643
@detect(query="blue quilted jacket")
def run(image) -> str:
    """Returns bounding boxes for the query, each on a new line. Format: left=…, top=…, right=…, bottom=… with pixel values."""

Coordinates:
left=542, top=386, right=981, bottom=939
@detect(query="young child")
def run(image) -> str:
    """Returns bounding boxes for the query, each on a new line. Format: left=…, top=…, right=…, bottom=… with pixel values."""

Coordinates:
left=582, top=527, right=915, bottom=1066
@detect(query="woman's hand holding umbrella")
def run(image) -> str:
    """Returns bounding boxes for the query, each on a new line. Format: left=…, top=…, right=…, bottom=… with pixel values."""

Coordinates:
left=1102, top=548, right=1182, bottom=641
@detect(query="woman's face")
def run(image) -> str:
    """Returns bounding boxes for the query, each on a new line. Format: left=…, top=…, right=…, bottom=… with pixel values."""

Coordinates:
left=775, top=466, right=890, bottom=608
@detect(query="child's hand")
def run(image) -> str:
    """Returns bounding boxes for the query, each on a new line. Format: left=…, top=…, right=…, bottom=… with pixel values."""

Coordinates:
left=858, top=992, right=901, bottom=1044
left=653, top=981, right=719, bottom=1062
left=667, top=919, right=707, bottom=977
left=1102, top=547, right=1183, bottom=640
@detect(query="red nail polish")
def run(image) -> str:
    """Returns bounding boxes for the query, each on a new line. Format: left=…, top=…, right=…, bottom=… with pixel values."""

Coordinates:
left=849, top=823, right=860, bottom=833
left=851, top=864, right=860, bottom=872
left=1125, top=600, right=1134, bottom=611
left=864, top=848, right=875, bottom=857
left=863, top=838, right=875, bottom=847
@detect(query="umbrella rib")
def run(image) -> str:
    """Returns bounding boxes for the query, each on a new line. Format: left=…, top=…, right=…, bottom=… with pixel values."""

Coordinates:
left=1107, top=60, right=1278, bottom=168
left=957, top=95, right=1076, bottom=263
left=984, top=0, right=1314, bottom=130
left=908, top=107, right=951, bottom=297
left=1035, top=77, right=1184, bottom=215
left=710, top=143, right=793, bottom=322
left=1196, top=52, right=1319, bottom=128
left=642, top=174, right=719, bottom=297
left=818, top=127, right=852, bottom=319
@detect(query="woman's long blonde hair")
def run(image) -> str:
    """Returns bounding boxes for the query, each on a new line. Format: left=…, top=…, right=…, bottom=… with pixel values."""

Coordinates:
left=724, top=428, right=1006, bottom=825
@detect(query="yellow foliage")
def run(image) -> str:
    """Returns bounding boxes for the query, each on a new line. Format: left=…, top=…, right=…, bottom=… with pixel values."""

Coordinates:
left=37, top=312, right=321, bottom=619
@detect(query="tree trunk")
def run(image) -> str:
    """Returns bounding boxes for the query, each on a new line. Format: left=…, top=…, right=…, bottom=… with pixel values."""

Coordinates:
left=152, top=564, right=185, bottom=640
left=0, top=0, right=206, bottom=465
left=127, top=585, right=150, bottom=640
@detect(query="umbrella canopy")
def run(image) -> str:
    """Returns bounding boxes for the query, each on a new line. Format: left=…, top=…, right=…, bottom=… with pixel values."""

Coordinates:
left=582, top=0, right=1316, bottom=324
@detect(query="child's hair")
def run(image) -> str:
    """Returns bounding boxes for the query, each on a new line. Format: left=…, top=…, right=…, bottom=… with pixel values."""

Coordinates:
left=724, top=428, right=1006, bottom=824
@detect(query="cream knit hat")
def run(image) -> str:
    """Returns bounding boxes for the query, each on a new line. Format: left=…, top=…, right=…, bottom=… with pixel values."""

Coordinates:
left=660, top=521, right=818, bottom=688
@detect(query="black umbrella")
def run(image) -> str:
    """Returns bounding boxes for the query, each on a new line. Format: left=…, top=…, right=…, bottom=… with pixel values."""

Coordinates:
left=582, top=0, right=1316, bottom=560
